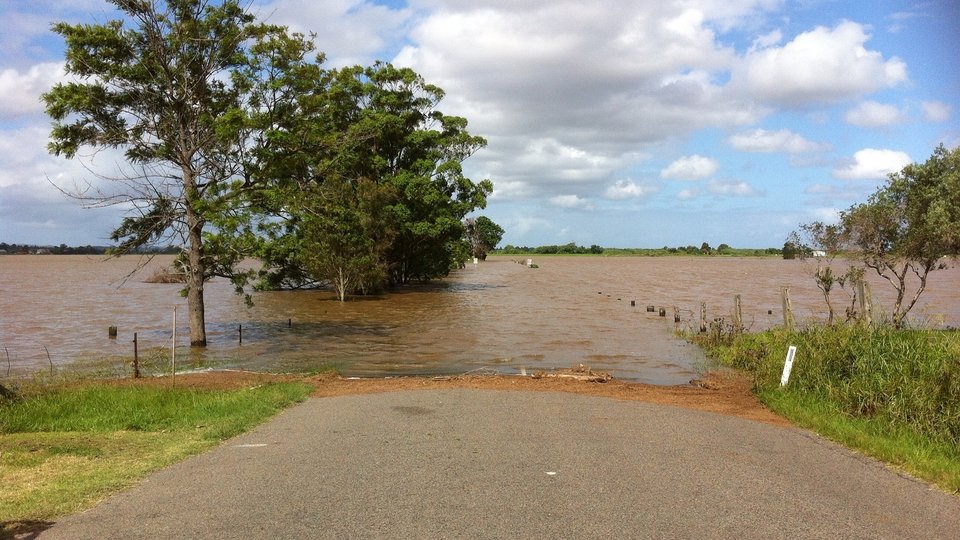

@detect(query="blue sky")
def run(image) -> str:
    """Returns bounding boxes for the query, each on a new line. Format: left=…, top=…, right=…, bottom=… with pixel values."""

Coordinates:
left=1, top=0, right=957, bottom=248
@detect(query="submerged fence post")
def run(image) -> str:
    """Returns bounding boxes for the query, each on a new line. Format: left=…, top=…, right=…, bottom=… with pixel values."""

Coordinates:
left=856, top=278, right=873, bottom=326
left=699, top=302, right=707, bottom=333
left=133, top=332, right=140, bottom=379
left=239, top=324, right=243, bottom=345
left=733, top=294, right=743, bottom=333
left=781, top=287, right=795, bottom=331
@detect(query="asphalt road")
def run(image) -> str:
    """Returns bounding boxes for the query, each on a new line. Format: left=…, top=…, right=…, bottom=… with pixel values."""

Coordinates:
left=41, top=389, right=960, bottom=539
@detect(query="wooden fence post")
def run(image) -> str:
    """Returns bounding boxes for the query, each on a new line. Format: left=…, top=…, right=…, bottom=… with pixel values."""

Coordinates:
left=699, top=302, right=708, bottom=333
left=733, top=294, right=743, bottom=333
left=781, top=287, right=795, bottom=331
left=133, top=332, right=140, bottom=379
left=857, top=278, right=873, bottom=326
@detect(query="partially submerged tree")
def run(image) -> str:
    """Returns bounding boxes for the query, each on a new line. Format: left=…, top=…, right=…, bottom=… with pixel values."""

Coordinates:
left=797, top=144, right=960, bottom=328
left=252, top=62, right=493, bottom=290
left=46, top=2, right=492, bottom=318
left=44, top=0, right=312, bottom=346
left=465, top=216, right=504, bottom=260
left=299, top=178, right=396, bottom=301
left=841, top=144, right=959, bottom=327
left=796, top=222, right=854, bottom=324
left=782, top=239, right=801, bottom=260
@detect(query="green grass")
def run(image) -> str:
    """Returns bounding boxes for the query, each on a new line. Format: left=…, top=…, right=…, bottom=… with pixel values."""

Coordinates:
left=759, top=389, right=960, bottom=491
left=0, top=381, right=312, bottom=528
left=696, top=325, right=960, bottom=493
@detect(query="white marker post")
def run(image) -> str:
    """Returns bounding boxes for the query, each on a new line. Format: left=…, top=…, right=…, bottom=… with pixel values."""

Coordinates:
left=171, top=305, right=177, bottom=383
left=780, top=345, right=797, bottom=386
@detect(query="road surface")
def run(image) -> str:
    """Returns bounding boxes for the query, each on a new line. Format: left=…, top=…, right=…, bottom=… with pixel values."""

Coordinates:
left=41, top=389, right=960, bottom=539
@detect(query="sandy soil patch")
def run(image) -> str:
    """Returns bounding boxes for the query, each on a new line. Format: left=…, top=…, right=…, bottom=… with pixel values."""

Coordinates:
left=109, top=368, right=787, bottom=427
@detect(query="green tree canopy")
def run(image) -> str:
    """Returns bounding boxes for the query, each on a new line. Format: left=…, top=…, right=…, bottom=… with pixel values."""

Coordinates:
left=799, top=144, right=960, bottom=327
left=44, top=0, right=312, bottom=345
left=45, top=2, right=493, bottom=311
left=465, top=216, right=505, bottom=260
left=251, top=62, right=493, bottom=292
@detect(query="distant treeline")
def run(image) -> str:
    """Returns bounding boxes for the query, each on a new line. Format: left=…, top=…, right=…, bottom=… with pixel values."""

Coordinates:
left=494, top=242, right=782, bottom=257
left=0, top=242, right=180, bottom=255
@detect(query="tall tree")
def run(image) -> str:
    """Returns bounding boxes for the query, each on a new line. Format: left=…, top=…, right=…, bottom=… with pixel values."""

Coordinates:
left=253, top=62, right=492, bottom=289
left=44, top=0, right=311, bottom=345
left=465, top=216, right=504, bottom=260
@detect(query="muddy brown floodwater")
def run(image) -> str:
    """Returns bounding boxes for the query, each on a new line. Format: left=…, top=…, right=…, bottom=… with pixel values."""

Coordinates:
left=1, top=255, right=957, bottom=384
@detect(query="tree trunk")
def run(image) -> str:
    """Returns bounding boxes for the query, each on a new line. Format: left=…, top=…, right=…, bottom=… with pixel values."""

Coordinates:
left=184, top=174, right=208, bottom=347
left=335, top=266, right=348, bottom=302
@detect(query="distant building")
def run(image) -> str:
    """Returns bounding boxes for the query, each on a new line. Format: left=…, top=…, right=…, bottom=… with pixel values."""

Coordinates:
left=35, top=249, right=52, bottom=255
left=812, top=250, right=826, bottom=258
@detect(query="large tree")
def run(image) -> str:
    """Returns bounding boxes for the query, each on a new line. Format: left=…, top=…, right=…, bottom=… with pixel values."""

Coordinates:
left=465, top=216, right=504, bottom=260
left=252, top=62, right=493, bottom=290
left=799, top=144, right=960, bottom=328
left=44, top=0, right=311, bottom=345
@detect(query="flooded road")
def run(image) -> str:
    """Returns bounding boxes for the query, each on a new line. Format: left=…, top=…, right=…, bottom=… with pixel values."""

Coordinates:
left=1, top=255, right=957, bottom=383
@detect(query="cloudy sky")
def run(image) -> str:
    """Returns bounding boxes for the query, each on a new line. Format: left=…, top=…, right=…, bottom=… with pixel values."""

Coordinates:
left=1, top=0, right=957, bottom=248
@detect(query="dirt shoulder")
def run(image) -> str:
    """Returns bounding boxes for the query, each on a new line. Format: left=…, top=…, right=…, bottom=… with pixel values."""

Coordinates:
left=110, top=368, right=788, bottom=427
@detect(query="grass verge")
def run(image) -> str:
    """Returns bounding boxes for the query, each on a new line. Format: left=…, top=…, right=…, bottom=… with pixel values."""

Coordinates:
left=696, top=325, right=960, bottom=494
left=0, top=380, right=312, bottom=534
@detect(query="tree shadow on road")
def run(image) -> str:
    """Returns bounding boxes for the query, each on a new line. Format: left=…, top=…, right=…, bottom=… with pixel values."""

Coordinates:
left=1, top=520, right=54, bottom=540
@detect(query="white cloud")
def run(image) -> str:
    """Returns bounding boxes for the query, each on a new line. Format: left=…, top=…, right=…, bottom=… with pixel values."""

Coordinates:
left=516, top=138, right=624, bottom=183
left=510, top=215, right=552, bottom=236
left=489, top=179, right=533, bottom=201
left=549, top=194, right=593, bottom=209
left=803, top=182, right=876, bottom=206
left=0, top=62, right=64, bottom=119
left=708, top=179, right=760, bottom=196
left=604, top=180, right=659, bottom=200
left=833, top=148, right=912, bottom=180
left=677, top=188, right=700, bottom=200
left=660, top=155, right=719, bottom=180
left=392, top=2, right=767, bottom=198
left=749, top=29, right=782, bottom=51
left=810, top=207, right=841, bottom=223
left=844, top=101, right=905, bottom=127
left=732, top=21, right=908, bottom=106
left=727, top=128, right=826, bottom=153
left=254, top=0, right=410, bottom=67
left=921, top=100, right=952, bottom=123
